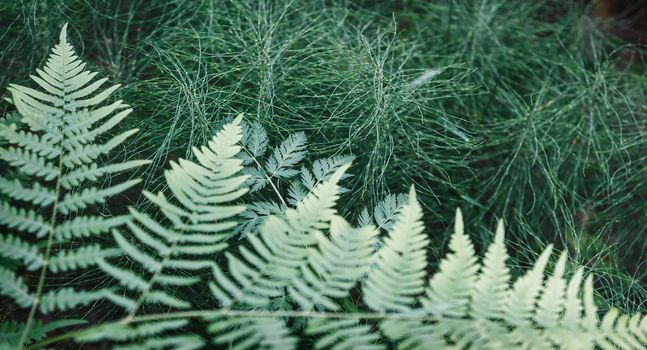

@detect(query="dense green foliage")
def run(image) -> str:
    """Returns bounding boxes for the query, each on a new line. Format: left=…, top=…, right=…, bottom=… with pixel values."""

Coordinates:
left=0, top=0, right=645, bottom=348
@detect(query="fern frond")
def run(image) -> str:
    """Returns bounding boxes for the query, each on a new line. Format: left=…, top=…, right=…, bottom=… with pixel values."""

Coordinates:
left=39, top=288, right=105, bottom=313
left=11, top=148, right=643, bottom=349
left=240, top=120, right=269, bottom=163
left=361, top=193, right=408, bottom=231
left=57, top=179, right=140, bottom=214
left=533, top=251, right=567, bottom=329
left=60, top=160, right=149, bottom=189
left=287, top=155, right=353, bottom=205
left=48, top=245, right=121, bottom=273
left=363, top=201, right=647, bottom=349
left=421, top=208, right=479, bottom=317
left=503, top=244, right=553, bottom=327
left=0, top=24, right=147, bottom=340
left=210, top=164, right=349, bottom=307
left=241, top=166, right=269, bottom=192
left=0, top=266, right=33, bottom=307
left=144, top=290, right=191, bottom=309
left=0, top=176, right=56, bottom=206
left=0, top=112, right=23, bottom=130
left=207, top=316, right=297, bottom=350
left=236, top=200, right=285, bottom=236
left=0, top=146, right=58, bottom=180
left=0, top=201, right=49, bottom=237
left=379, top=319, right=446, bottom=349
left=116, top=336, right=205, bottom=350
left=55, top=215, right=130, bottom=240
left=363, top=186, right=427, bottom=312
left=306, top=319, right=383, bottom=350
left=97, top=258, right=149, bottom=292
left=77, top=319, right=203, bottom=349
left=0, top=319, right=86, bottom=349
left=0, top=233, right=43, bottom=270
left=0, top=123, right=60, bottom=158
left=265, top=131, right=307, bottom=179
left=289, top=216, right=377, bottom=310
left=100, top=115, right=248, bottom=316
left=470, top=220, right=511, bottom=320
left=62, top=101, right=132, bottom=145
left=60, top=128, right=138, bottom=168
left=101, top=290, right=137, bottom=311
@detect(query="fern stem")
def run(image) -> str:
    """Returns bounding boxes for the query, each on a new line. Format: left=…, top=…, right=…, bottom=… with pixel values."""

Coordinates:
left=265, top=171, right=287, bottom=207
left=132, top=308, right=437, bottom=322
left=244, top=143, right=288, bottom=207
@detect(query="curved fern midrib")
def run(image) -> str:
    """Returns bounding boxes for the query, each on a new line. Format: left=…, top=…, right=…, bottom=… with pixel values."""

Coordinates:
left=17, top=42, right=70, bottom=349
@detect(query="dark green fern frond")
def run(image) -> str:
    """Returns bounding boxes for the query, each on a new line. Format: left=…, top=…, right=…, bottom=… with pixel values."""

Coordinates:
left=234, top=120, right=352, bottom=237
left=242, top=130, right=307, bottom=192
left=357, top=192, right=408, bottom=231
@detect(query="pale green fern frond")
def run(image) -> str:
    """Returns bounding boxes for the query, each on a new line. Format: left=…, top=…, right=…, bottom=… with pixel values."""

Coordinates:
left=206, top=316, right=296, bottom=350
left=76, top=319, right=204, bottom=350
left=38, top=288, right=107, bottom=314
left=306, top=319, right=383, bottom=350
left=204, top=163, right=350, bottom=349
left=89, top=116, right=249, bottom=349
left=470, top=220, right=511, bottom=320
left=365, top=206, right=647, bottom=349
left=0, top=266, right=33, bottom=308
left=203, top=181, right=645, bottom=349
left=288, top=216, right=378, bottom=311
left=0, top=23, right=147, bottom=348
left=363, top=186, right=428, bottom=312
left=0, top=319, right=86, bottom=350
left=286, top=155, right=353, bottom=206
left=0, top=234, right=42, bottom=270
left=210, top=163, right=348, bottom=309
left=99, top=114, right=248, bottom=314
left=421, top=208, right=479, bottom=317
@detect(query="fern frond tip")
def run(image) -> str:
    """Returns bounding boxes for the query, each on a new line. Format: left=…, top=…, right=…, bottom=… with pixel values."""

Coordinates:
left=233, top=113, right=244, bottom=125
left=60, top=23, right=69, bottom=43
left=455, top=208, right=464, bottom=236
